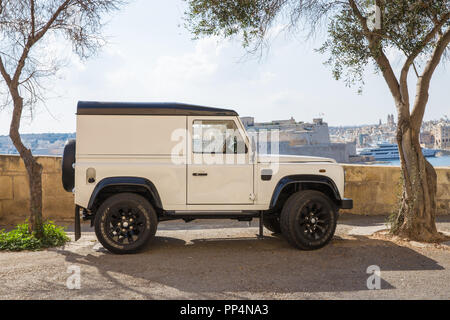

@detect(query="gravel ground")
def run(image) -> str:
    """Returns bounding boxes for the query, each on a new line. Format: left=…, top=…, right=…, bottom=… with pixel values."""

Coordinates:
left=0, top=214, right=449, bottom=300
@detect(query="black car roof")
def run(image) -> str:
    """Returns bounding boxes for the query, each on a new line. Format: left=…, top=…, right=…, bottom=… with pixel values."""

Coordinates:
left=77, top=101, right=239, bottom=116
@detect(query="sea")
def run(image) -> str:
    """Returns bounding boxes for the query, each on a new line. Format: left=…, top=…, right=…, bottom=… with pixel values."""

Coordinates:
left=374, top=155, right=450, bottom=167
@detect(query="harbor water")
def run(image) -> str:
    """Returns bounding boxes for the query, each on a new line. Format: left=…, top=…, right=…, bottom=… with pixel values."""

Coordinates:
left=375, top=155, right=450, bottom=167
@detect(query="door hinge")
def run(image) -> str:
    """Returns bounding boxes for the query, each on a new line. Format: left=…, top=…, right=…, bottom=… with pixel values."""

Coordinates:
left=249, top=193, right=256, bottom=201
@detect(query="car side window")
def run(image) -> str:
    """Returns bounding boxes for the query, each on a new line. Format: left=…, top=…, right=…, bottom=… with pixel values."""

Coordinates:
left=192, top=120, right=247, bottom=154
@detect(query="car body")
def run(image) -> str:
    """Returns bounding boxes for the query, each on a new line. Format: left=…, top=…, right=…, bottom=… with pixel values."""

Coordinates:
left=62, top=101, right=353, bottom=253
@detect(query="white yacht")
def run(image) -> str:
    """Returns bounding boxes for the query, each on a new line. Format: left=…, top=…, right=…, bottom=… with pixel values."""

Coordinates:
left=359, top=143, right=437, bottom=160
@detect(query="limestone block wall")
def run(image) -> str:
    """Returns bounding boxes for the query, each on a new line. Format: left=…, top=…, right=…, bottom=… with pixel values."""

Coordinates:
left=0, top=155, right=448, bottom=225
left=0, top=155, right=74, bottom=225
left=342, top=164, right=450, bottom=216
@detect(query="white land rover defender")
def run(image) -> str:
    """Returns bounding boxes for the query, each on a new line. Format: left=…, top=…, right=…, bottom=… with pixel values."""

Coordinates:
left=62, top=101, right=353, bottom=254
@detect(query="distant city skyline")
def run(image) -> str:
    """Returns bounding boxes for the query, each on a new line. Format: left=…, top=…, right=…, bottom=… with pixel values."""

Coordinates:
left=0, top=115, right=448, bottom=137
left=0, top=117, right=448, bottom=157
left=0, top=114, right=447, bottom=137
left=0, top=0, right=448, bottom=135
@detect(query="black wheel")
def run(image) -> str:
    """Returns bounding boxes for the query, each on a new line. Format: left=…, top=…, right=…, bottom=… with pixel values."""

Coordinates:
left=94, top=193, right=158, bottom=254
left=62, top=139, right=76, bottom=192
left=263, top=215, right=281, bottom=234
left=280, top=190, right=337, bottom=250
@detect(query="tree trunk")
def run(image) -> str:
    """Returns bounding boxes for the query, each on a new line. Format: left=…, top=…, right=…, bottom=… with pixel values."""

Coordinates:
left=9, top=89, right=44, bottom=237
left=394, top=124, right=443, bottom=242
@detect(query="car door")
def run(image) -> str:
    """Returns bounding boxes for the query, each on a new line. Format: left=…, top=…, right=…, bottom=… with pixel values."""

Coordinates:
left=187, top=116, right=254, bottom=204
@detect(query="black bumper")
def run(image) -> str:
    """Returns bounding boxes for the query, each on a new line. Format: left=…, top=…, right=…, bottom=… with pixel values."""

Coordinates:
left=338, top=198, right=353, bottom=209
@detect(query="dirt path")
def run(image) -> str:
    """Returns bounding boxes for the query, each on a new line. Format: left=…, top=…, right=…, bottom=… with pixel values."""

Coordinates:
left=0, top=215, right=449, bottom=299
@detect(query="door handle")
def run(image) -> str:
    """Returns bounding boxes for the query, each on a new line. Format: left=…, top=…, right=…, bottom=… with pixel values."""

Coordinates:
left=193, top=172, right=208, bottom=176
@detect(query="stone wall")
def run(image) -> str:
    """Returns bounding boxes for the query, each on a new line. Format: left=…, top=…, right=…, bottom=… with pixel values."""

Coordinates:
left=279, top=142, right=356, bottom=163
left=342, top=164, right=450, bottom=216
left=0, top=155, right=448, bottom=225
left=0, top=155, right=74, bottom=225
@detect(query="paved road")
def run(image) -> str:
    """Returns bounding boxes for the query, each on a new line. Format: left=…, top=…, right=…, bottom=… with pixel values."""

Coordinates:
left=0, top=214, right=449, bottom=299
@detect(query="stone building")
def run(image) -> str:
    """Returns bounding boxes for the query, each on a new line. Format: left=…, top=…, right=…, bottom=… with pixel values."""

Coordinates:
left=387, top=114, right=395, bottom=127
left=433, top=122, right=450, bottom=150
left=240, top=116, right=255, bottom=127
left=241, top=116, right=356, bottom=163
left=420, top=131, right=435, bottom=149
left=243, top=117, right=330, bottom=145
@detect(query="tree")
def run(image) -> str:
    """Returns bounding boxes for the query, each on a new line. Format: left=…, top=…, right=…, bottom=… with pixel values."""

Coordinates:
left=0, top=0, right=124, bottom=237
left=184, top=0, right=450, bottom=242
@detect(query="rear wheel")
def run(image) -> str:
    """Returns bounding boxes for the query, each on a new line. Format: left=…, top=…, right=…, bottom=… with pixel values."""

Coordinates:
left=263, top=215, right=281, bottom=234
left=280, top=190, right=337, bottom=250
left=94, top=193, right=157, bottom=254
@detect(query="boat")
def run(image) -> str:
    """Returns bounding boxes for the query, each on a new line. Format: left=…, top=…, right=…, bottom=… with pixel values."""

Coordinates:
left=359, top=143, right=437, bottom=160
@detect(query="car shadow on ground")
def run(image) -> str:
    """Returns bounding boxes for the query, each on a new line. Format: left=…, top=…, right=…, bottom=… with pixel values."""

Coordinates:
left=55, top=233, right=444, bottom=298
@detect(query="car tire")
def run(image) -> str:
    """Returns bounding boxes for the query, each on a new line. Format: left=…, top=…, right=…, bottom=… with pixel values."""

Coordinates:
left=94, top=193, right=158, bottom=254
left=62, top=139, right=76, bottom=192
left=280, top=190, right=337, bottom=250
left=263, top=215, right=282, bottom=234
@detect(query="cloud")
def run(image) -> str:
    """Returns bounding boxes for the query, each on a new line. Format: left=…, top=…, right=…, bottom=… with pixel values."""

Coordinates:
left=40, top=34, right=87, bottom=73
left=152, top=38, right=222, bottom=86
left=251, top=71, right=276, bottom=86
left=99, top=37, right=228, bottom=99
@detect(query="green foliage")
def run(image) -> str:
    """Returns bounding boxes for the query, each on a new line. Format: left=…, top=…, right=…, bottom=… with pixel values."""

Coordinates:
left=184, top=0, right=449, bottom=90
left=319, top=0, right=449, bottom=92
left=0, top=221, right=70, bottom=251
left=316, top=8, right=371, bottom=93
left=184, top=0, right=282, bottom=48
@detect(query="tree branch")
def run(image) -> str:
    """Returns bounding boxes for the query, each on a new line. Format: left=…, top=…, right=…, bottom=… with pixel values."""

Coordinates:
left=348, top=0, right=404, bottom=108
left=11, top=38, right=32, bottom=86
left=33, top=0, right=72, bottom=41
left=30, top=0, right=36, bottom=37
left=402, top=11, right=449, bottom=72
left=411, top=28, right=450, bottom=129
left=412, top=63, right=419, bottom=78
left=399, top=11, right=450, bottom=105
left=12, top=0, right=73, bottom=85
left=0, top=56, right=12, bottom=87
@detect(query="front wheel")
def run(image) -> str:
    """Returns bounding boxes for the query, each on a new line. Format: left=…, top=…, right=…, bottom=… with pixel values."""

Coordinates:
left=94, top=193, right=158, bottom=254
left=280, top=190, right=337, bottom=250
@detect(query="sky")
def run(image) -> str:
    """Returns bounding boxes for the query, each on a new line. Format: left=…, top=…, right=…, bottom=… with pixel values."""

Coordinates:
left=0, top=0, right=448, bottom=135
